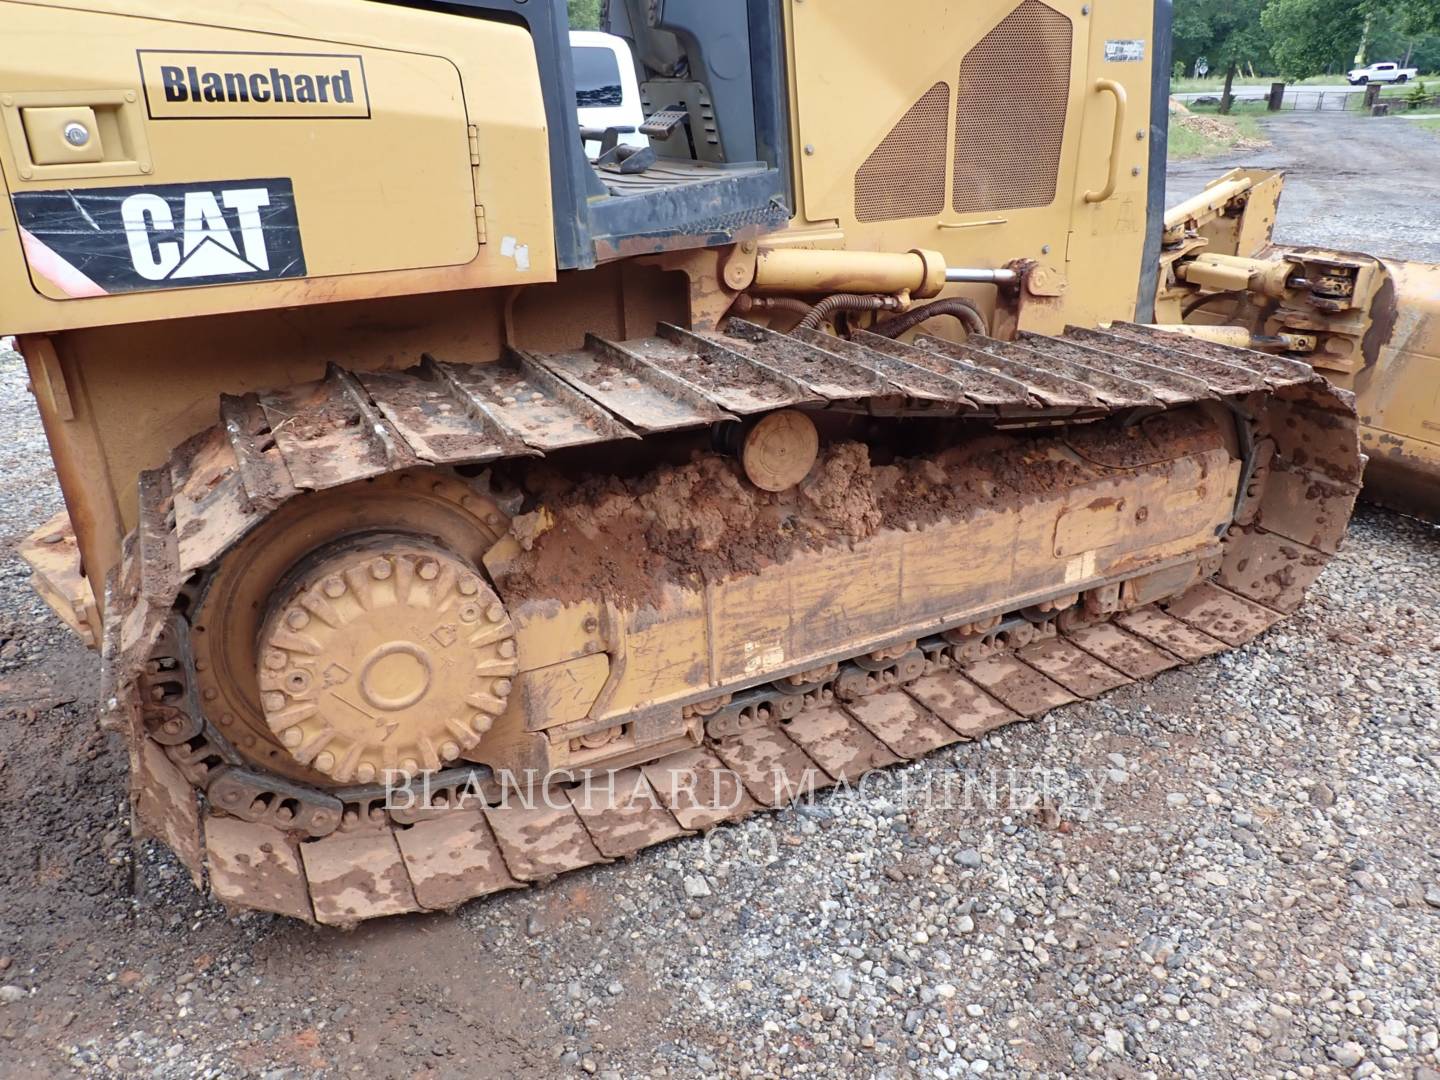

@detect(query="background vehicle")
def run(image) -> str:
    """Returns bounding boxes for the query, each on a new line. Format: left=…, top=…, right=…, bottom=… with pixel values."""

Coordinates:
left=571, top=29, right=647, bottom=157
left=4, top=0, right=1365, bottom=925
left=1347, top=61, right=1418, bottom=84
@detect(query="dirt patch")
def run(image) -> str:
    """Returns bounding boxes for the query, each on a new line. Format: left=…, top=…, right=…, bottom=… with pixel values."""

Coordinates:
left=493, top=410, right=1223, bottom=609
left=1172, top=110, right=1269, bottom=151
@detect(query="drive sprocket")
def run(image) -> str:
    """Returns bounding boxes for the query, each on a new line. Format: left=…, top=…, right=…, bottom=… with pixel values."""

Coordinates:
left=189, top=469, right=510, bottom=786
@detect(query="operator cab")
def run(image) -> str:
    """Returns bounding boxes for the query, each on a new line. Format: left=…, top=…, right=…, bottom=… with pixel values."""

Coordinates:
left=423, top=0, right=791, bottom=268
left=569, top=3, right=776, bottom=200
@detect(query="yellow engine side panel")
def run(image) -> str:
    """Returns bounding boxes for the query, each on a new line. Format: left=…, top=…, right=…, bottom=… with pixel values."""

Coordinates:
left=0, top=0, right=554, bottom=334
left=782, top=0, right=1154, bottom=327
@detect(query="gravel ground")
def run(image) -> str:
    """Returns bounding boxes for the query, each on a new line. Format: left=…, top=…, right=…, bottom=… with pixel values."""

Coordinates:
left=1, top=115, right=1438, bottom=1076
left=1166, top=110, right=1440, bottom=264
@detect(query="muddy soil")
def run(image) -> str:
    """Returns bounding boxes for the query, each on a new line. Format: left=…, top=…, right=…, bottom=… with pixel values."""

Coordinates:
left=497, top=411, right=1214, bottom=608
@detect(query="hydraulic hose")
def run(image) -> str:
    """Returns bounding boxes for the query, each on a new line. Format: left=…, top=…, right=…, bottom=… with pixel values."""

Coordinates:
left=794, top=293, right=904, bottom=331
left=734, top=295, right=815, bottom=317
left=869, top=297, right=988, bottom=339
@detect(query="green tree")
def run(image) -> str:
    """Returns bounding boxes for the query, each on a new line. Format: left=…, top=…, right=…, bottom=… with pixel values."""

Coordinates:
left=1263, top=0, right=1366, bottom=76
left=1174, top=0, right=1271, bottom=112
left=1263, top=0, right=1440, bottom=78
left=568, top=0, right=602, bottom=30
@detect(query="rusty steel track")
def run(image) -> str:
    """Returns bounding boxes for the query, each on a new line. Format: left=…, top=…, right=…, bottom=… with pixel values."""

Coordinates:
left=108, top=319, right=1363, bottom=925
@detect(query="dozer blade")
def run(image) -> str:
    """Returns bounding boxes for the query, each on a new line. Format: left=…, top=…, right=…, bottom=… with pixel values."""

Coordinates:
left=102, top=320, right=1360, bottom=923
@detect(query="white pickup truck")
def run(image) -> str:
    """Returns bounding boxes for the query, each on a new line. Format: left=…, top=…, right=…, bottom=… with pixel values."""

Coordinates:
left=1347, top=61, right=1419, bottom=85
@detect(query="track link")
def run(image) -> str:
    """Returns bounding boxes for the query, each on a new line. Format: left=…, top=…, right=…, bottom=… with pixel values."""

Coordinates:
left=106, top=319, right=1362, bottom=925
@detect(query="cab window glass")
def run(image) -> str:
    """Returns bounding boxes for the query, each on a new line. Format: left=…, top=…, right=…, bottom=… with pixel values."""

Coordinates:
left=574, top=47, right=622, bottom=108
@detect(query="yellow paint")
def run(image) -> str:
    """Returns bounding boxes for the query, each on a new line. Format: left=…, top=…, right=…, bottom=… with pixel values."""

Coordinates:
left=0, top=0, right=554, bottom=331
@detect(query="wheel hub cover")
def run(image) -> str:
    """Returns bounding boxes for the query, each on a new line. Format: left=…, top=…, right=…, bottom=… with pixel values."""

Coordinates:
left=256, top=541, right=516, bottom=783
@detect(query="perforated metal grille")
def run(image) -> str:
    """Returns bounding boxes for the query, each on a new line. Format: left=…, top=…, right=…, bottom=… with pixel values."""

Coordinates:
left=854, top=82, right=951, bottom=223
left=953, top=0, right=1072, bottom=214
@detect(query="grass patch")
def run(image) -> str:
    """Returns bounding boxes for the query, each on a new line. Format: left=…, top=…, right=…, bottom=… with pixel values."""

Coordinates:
left=1413, top=117, right=1440, bottom=134
left=1168, top=113, right=1267, bottom=159
left=1171, top=73, right=1440, bottom=94
left=1186, top=98, right=1271, bottom=115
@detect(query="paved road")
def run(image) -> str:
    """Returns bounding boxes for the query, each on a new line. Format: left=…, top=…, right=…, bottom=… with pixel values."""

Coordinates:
left=1167, top=110, right=1440, bottom=264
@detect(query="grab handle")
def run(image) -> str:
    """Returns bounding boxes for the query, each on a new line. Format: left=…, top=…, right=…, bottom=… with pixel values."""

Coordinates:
left=1083, top=78, right=1128, bottom=204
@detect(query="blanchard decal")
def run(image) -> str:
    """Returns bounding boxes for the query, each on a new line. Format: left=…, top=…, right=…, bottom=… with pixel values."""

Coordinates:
left=13, top=179, right=306, bottom=295
left=137, top=50, right=369, bottom=120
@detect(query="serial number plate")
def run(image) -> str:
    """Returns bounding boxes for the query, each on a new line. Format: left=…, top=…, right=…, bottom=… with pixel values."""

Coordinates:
left=1105, top=39, right=1146, bottom=62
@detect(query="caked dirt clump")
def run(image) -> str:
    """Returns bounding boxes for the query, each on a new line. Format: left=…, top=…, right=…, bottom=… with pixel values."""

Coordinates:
left=489, top=419, right=1150, bottom=609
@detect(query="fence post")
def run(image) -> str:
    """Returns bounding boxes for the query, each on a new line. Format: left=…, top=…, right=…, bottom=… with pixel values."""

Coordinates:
left=1267, top=82, right=1285, bottom=111
left=1364, top=83, right=1382, bottom=110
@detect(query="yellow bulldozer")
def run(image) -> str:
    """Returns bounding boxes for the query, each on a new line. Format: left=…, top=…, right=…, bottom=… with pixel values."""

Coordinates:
left=0, top=0, right=1421, bottom=926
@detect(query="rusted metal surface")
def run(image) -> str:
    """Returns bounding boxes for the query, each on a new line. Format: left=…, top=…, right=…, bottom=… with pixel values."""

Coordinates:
left=781, top=705, right=901, bottom=780
left=1113, top=321, right=1315, bottom=388
left=528, top=338, right=733, bottom=433
left=439, top=350, right=636, bottom=450
left=483, top=801, right=608, bottom=881
left=850, top=330, right=1035, bottom=408
left=1020, top=331, right=1210, bottom=404
left=844, top=691, right=960, bottom=760
left=1066, top=326, right=1256, bottom=396
left=618, top=331, right=816, bottom=415
left=299, top=830, right=419, bottom=926
left=218, top=393, right=297, bottom=512
left=90, top=319, right=1365, bottom=924
left=962, top=655, right=1078, bottom=717
left=1016, top=637, right=1131, bottom=698
left=260, top=366, right=416, bottom=491
left=905, top=672, right=1025, bottom=739
left=711, top=724, right=832, bottom=808
left=18, top=509, right=99, bottom=648
left=967, top=335, right=1156, bottom=408
left=1064, top=623, right=1180, bottom=679
left=168, top=426, right=255, bottom=575
left=565, top=769, right=689, bottom=858
left=710, top=319, right=889, bottom=398
left=204, top=816, right=313, bottom=921
left=356, top=367, right=530, bottom=465
left=395, top=809, right=521, bottom=910
left=920, top=335, right=1102, bottom=409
